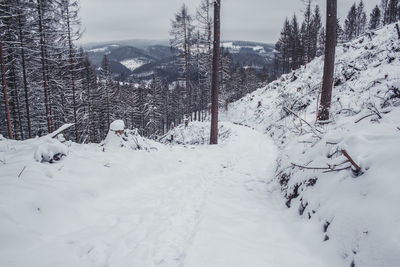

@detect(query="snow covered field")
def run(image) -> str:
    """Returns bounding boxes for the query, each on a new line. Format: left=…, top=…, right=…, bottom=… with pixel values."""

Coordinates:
left=0, top=123, right=339, bottom=267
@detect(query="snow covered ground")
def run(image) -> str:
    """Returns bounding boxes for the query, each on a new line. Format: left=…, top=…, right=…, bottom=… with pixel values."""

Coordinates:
left=226, top=24, right=400, bottom=267
left=0, top=122, right=339, bottom=267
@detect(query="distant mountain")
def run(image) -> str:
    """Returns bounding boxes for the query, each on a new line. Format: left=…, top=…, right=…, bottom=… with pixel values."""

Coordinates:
left=84, top=39, right=275, bottom=82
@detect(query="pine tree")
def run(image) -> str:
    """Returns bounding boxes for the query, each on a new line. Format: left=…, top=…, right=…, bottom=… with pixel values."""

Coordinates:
left=388, top=0, right=399, bottom=23
left=170, top=4, right=194, bottom=122
left=60, top=0, right=81, bottom=142
left=344, top=4, right=357, bottom=41
left=370, top=5, right=382, bottom=30
left=0, top=34, right=13, bottom=139
left=302, top=0, right=313, bottom=63
left=310, top=5, right=322, bottom=60
left=196, top=0, right=213, bottom=117
left=356, top=1, right=367, bottom=36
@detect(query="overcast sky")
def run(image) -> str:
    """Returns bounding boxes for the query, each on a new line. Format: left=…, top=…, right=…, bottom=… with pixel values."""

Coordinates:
left=80, top=0, right=379, bottom=44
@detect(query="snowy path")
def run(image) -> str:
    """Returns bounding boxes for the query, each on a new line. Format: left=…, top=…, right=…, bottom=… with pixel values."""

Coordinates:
left=0, top=123, right=333, bottom=267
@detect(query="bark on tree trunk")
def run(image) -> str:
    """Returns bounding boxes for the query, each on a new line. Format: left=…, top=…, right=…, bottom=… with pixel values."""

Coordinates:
left=18, top=13, right=32, bottom=138
left=210, top=0, right=220, bottom=145
left=66, top=5, right=79, bottom=142
left=0, top=35, right=14, bottom=139
left=37, top=1, right=52, bottom=133
left=318, top=0, right=337, bottom=121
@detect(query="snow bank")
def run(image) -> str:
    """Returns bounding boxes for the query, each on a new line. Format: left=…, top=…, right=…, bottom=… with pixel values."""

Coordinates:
left=227, top=24, right=400, bottom=267
left=101, top=120, right=158, bottom=151
left=160, top=121, right=232, bottom=145
left=34, top=138, right=68, bottom=163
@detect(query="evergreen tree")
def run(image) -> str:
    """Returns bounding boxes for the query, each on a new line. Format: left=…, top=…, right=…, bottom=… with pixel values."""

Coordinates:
left=370, top=5, right=382, bottom=30
left=344, top=4, right=357, bottom=41
left=170, top=4, right=194, bottom=121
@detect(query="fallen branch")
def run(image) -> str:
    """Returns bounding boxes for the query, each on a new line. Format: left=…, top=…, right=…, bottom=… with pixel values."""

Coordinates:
left=47, top=123, right=74, bottom=139
left=283, top=107, right=324, bottom=137
left=341, top=150, right=361, bottom=172
left=355, top=113, right=378, bottom=123
left=348, top=64, right=362, bottom=71
left=323, top=166, right=351, bottom=173
left=291, top=162, right=352, bottom=173
left=396, top=23, right=400, bottom=40
left=291, top=163, right=331, bottom=170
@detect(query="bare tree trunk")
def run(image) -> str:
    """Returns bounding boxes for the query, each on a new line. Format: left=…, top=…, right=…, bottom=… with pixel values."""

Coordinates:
left=318, top=0, right=337, bottom=121
left=210, top=0, right=220, bottom=145
left=37, top=0, right=52, bottom=133
left=0, top=35, right=14, bottom=139
left=66, top=4, right=79, bottom=142
left=18, top=13, right=32, bottom=138
left=183, top=18, right=190, bottom=123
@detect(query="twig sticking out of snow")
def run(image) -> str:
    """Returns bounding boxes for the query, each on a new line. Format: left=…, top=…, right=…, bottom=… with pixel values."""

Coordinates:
left=18, top=166, right=26, bottom=178
left=283, top=106, right=324, bottom=137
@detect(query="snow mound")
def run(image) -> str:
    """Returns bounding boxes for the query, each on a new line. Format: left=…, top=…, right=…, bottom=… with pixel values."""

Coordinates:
left=227, top=24, right=400, bottom=267
left=34, top=138, right=68, bottom=163
left=109, top=120, right=125, bottom=131
left=160, top=121, right=232, bottom=145
left=101, top=120, right=157, bottom=151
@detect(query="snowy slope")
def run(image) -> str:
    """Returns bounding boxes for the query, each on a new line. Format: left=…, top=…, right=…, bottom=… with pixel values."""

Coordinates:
left=226, top=24, right=400, bottom=267
left=0, top=122, right=339, bottom=267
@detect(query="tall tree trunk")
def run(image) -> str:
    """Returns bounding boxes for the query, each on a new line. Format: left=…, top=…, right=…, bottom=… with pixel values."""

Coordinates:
left=66, top=4, right=79, bottom=142
left=210, top=0, right=220, bottom=145
left=318, top=0, right=337, bottom=121
left=18, top=13, right=32, bottom=138
left=184, top=19, right=190, bottom=123
left=0, top=35, right=14, bottom=139
left=37, top=0, right=52, bottom=133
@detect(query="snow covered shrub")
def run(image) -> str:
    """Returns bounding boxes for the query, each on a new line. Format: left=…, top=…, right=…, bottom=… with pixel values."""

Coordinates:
left=101, top=120, right=157, bottom=151
left=34, top=138, right=68, bottom=163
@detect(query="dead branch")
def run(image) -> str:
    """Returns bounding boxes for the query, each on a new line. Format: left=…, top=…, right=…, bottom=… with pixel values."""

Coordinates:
left=323, top=166, right=351, bottom=173
left=326, top=141, right=338, bottom=145
left=327, top=148, right=339, bottom=158
left=348, top=64, right=362, bottom=71
left=48, top=123, right=74, bottom=139
left=396, top=24, right=400, bottom=40
left=355, top=113, right=378, bottom=123
left=368, top=105, right=382, bottom=119
left=291, top=163, right=332, bottom=170
left=283, top=107, right=324, bottom=137
left=341, top=150, right=361, bottom=172
left=291, top=162, right=352, bottom=173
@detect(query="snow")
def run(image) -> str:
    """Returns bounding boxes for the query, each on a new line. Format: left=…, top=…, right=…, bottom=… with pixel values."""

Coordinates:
left=0, top=122, right=338, bottom=267
left=110, top=120, right=125, bottom=131
left=225, top=24, right=400, bottom=267
left=120, top=58, right=148, bottom=71
left=1, top=23, right=399, bottom=267
left=102, top=120, right=157, bottom=151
